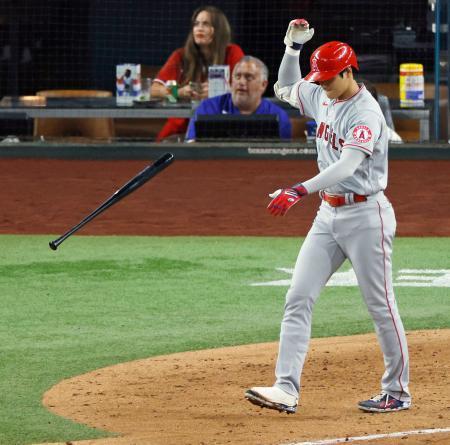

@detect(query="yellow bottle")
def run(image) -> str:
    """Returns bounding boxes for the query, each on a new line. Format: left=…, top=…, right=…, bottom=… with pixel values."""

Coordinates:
left=399, top=63, right=424, bottom=108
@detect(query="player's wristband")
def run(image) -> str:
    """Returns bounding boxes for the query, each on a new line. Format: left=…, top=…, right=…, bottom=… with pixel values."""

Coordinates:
left=292, top=182, right=308, bottom=196
left=291, top=43, right=303, bottom=50
left=285, top=45, right=301, bottom=56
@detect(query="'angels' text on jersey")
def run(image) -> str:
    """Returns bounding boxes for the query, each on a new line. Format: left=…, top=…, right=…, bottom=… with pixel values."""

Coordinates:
left=316, top=122, right=344, bottom=151
left=274, top=78, right=389, bottom=195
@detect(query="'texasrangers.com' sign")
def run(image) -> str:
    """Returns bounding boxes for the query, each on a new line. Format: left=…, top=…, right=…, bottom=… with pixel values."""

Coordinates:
left=247, top=147, right=317, bottom=156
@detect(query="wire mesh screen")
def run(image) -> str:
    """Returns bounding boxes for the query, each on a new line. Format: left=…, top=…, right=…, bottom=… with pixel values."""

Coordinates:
left=0, top=0, right=436, bottom=140
left=0, top=0, right=434, bottom=96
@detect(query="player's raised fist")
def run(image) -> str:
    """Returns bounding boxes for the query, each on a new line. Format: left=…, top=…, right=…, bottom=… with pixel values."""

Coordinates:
left=284, top=18, right=314, bottom=48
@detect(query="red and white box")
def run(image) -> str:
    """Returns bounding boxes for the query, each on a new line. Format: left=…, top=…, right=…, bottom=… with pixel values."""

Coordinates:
left=116, top=63, right=141, bottom=105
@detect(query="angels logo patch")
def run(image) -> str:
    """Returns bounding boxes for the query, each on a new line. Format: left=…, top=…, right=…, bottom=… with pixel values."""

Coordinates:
left=352, top=125, right=372, bottom=143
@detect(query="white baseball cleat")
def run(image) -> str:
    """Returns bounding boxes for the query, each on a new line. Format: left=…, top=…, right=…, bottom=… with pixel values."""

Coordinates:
left=245, top=386, right=298, bottom=414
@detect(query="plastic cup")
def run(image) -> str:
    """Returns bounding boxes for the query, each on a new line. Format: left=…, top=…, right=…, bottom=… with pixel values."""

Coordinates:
left=140, top=78, right=152, bottom=101
left=190, top=81, right=202, bottom=108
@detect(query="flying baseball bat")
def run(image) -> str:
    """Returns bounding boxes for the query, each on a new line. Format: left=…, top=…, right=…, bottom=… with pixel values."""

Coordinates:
left=49, top=152, right=174, bottom=251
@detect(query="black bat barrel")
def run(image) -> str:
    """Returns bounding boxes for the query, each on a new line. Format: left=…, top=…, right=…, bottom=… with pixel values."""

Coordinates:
left=49, top=152, right=174, bottom=250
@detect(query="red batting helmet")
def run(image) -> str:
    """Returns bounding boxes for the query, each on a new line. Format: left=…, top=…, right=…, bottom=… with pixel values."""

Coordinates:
left=304, top=41, right=359, bottom=82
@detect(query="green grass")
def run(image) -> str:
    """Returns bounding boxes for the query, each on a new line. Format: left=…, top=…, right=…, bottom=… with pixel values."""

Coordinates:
left=0, top=235, right=449, bottom=445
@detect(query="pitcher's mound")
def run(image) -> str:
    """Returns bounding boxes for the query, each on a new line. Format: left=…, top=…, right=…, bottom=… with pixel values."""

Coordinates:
left=39, top=330, right=450, bottom=445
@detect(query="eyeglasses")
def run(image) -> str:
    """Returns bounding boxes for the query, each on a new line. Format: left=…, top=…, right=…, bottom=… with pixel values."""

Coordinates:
left=233, top=73, right=257, bottom=82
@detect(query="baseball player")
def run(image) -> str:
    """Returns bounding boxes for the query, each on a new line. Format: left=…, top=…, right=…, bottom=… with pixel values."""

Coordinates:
left=245, top=19, right=411, bottom=414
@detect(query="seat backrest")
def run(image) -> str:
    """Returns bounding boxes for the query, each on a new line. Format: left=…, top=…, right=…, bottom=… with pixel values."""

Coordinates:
left=377, top=94, right=395, bottom=130
left=34, top=90, right=115, bottom=140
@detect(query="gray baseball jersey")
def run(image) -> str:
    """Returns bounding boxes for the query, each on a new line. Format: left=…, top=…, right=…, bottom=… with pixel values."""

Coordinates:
left=277, top=81, right=388, bottom=195
left=271, top=78, right=411, bottom=405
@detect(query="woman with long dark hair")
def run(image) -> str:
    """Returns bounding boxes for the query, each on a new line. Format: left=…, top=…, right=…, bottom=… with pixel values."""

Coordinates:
left=152, top=5, right=244, bottom=140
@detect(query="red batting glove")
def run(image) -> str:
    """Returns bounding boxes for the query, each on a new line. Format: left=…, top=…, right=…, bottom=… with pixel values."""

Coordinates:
left=267, top=184, right=307, bottom=216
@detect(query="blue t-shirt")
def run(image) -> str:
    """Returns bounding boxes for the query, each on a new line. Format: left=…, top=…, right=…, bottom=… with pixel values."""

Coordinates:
left=186, top=93, right=292, bottom=140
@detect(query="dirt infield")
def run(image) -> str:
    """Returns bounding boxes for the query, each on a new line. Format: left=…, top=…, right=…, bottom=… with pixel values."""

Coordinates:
left=41, top=330, right=450, bottom=445
left=1, top=159, right=449, bottom=236
left=3, top=158, right=448, bottom=445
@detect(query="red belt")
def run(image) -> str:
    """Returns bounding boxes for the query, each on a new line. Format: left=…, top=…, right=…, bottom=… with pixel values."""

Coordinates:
left=321, top=191, right=367, bottom=207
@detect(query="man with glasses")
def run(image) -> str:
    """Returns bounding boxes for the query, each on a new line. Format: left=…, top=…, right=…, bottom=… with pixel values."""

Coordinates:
left=185, top=56, right=292, bottom=141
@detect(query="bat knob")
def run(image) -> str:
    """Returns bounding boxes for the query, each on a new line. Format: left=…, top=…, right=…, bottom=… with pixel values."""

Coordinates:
left=49, top=241, right=58, bottom=251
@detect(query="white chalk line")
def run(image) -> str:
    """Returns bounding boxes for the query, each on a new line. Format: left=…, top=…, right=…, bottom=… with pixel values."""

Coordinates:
left=283, top=427, right=450, bottom=445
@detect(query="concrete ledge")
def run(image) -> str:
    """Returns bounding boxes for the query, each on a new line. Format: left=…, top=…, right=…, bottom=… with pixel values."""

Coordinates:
left=0, top=141, right=449, bottom=160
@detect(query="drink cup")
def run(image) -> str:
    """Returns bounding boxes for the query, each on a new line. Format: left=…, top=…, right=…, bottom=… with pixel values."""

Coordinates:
left=166, top=80, right=178, bottom=103
left=140, top=77, right=152, bottom=101
left=190, top=81, right=202, bottom=108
